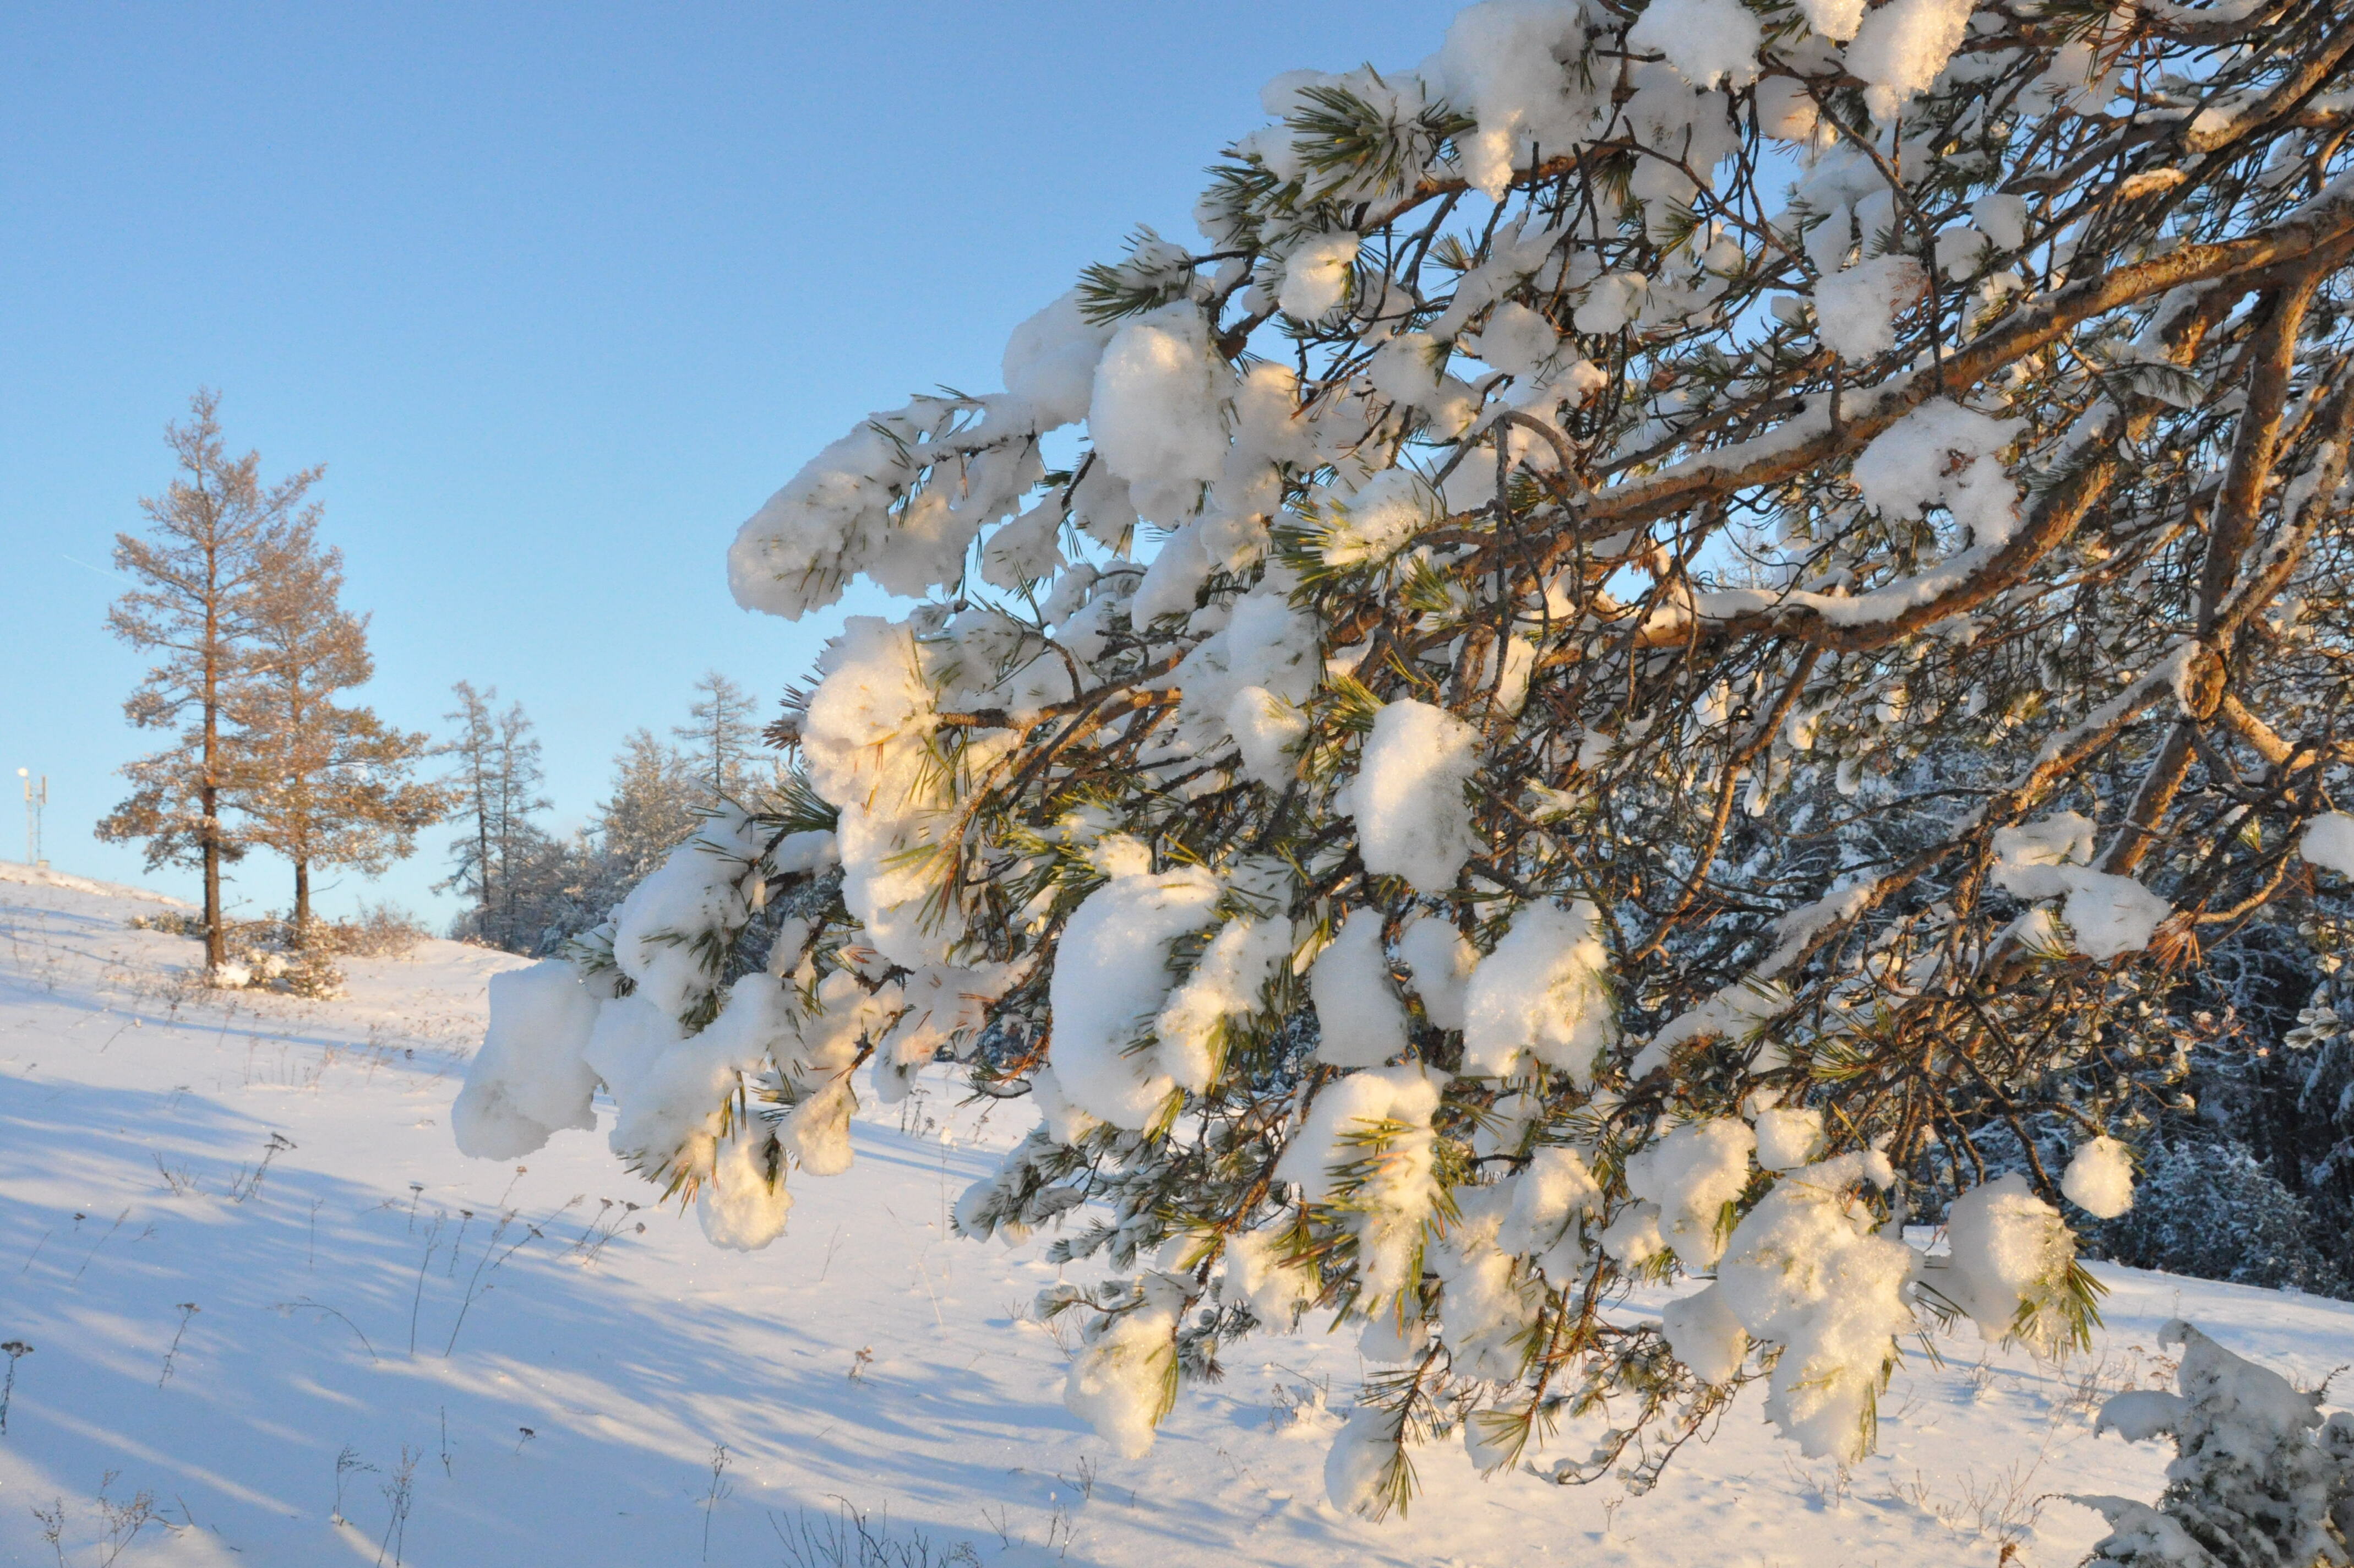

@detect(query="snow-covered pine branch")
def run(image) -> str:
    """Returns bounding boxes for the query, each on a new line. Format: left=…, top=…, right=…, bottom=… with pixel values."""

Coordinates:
left=456, top=0, right=2354, bottom=1522
left=2082, top=1320, right=2353, bottom=1568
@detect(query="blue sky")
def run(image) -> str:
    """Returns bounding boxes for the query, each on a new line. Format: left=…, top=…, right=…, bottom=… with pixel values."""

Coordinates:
left=0, top=2, right=1443, bottom=925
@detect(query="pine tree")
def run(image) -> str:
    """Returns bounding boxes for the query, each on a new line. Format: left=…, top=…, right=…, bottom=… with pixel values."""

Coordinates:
left=592, top=729, right=700, bottom=886
left=227, top=519, right=448, bottom=940
left=2086, top=1324, right=2352, bottom=1568
left=673, top=671, right=759, bottom=804
left=97, top=390, right=318, bottom=974
left=488, top=701, right=552, bottom=945
left=445, top=730, right=705, bottom=958
left=442, top=680, right=499, bottom=926
left=456, top=0, right=2354, bottom=1527
left=442, top=683, right=554, bottom=950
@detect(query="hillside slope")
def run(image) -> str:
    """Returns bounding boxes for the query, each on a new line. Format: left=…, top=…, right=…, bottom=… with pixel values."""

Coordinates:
left=2, top=864, right=2347, bottom=1566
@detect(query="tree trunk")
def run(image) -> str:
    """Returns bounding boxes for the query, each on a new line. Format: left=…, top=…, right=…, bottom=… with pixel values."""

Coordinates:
left=201, top=548, right=225, bottom=973
left=201, top=791, right=224, bottom=972
left=476, top=790, right=492, bottom=927
left=292, top=859, right=310, bottom=944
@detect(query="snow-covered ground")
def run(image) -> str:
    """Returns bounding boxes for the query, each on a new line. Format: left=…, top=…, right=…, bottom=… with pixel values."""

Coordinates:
left=2, top=859, right=2348, bottom=1567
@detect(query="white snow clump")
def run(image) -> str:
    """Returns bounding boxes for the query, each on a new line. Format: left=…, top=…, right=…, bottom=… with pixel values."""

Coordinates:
left=1049, top=859, right=1223, bottom=1129
left=1310, top=909, right=1413, bottom=1068
left=1279, top=232, right=1361, bottom=320
left=1622, top=1117, right=1757, bottom=1267
left=2063, top=1135, right=2136, bottom=1218
left=451, top=960, right=602, bottom=1159
left=1994, top=813, right=2176, bottom=960
left=1394, top=912, right=1478, bottom=1030
left=1422, top=0, right=1598, bottom=200
left=1468, top=300, right=1561, bottom=381
left=1815, top=254, right=1926, bottom=359
left=2299, top=811, right=2354, bottom=878
left=1852, top=399, right=2023, bottom=548
left=1088, top=303, right=1232, bottom=524
left=1498, top=1144, right=1604, bottom=1278
left=608, top=815, right=759, bottom=1019
left=1794, top=0, right=1866, bottom=42
left=699, top=1119, right=791, bottom=1250
left=1939, top=1173, right=2075, bottom=1351
left=1065, top=1273, right=1192, bottom=1457
left=1459, top=899, right=1616, bottom=1081
left=800, top=618, right=954, bottom=968
left=1154, top=912, right=1293, bottom=1092
left=1715, top=1151, right=1912, bottom=1461
left=1662, top=1283, right=1749, bottom=1384
left=1275, top=1063, right=1447, bottom=1303
left=1222, top=1226, right=1321, bottom=1329
left=1001, top=290, right=1115, bottom=429
left=1752, top=1104, right=1824, bottom=1171
left=1340, top=698, right=1484, bottom=894
left=1846, top=0, right=1975, bottom=123
left=1625, top=0, right=1762, bottom=91
left=1320, top=469, right=1437, bottom=566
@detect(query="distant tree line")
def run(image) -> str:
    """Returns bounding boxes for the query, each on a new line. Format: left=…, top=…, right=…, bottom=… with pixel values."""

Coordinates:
left=436, top=671, right=769, bottom=956
left=99, top=390, right=771, bottom=979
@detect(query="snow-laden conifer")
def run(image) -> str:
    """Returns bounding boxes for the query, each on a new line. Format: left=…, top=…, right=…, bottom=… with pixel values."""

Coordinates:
left=459, top=0, right=2354, bottom=1520
left=2083, top=1321, right=2352, bottom=1568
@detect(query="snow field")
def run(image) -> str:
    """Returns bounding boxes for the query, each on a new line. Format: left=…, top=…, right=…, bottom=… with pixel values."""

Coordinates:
left=2, top=863, right=2350, bottom=1566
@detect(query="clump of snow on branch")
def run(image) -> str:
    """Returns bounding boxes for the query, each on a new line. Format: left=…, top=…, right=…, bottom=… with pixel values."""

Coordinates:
left=1394, top=913, right=1477, bottom=1030
left=451, top=961, right=601, bottom=1159
left=1340, top=699, right=1483, bottom=895
left=1625, top=0, right=1760, bottom=92
left=1714, top=1152, right=1912, bottom=1461
left=1816, top=255, right=1926, bottom=360
left=1851, top=400, right=2023, bottom=549
left=1091, top=305, right=1232, bottom=526
left=1274, top=1063, right=1447, bottom=1305
left=1619, top=1118, right=1756, bottom=1268
left=1938, top=1173, right=2078, bottom=1353
left=1751, top=1104, right=1823, bottom=1172
left=2300, top=812, right=2354, bottom=878
left=1310, top=909, right=1412, bottom=1068
left=1423, top=1, right=1600, bottom=201
left=1050, top=855, right=1224, bottom=1130
left=1001, top=291, right=1114, bottom=428
left=1279, top=232, right=1361, bottom=321
left=1318, top=470, right=1438, bottom=567
left=2063, top=1135, right=2137, bottom=1219
left=1994, top=815, right=2176, bottom=961
left=1064, top=1273, right=1193, bottom=1457
left=1460, top=900, right=1616, bottom=1081
left=1846, top=0, right=1975, bottom=122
